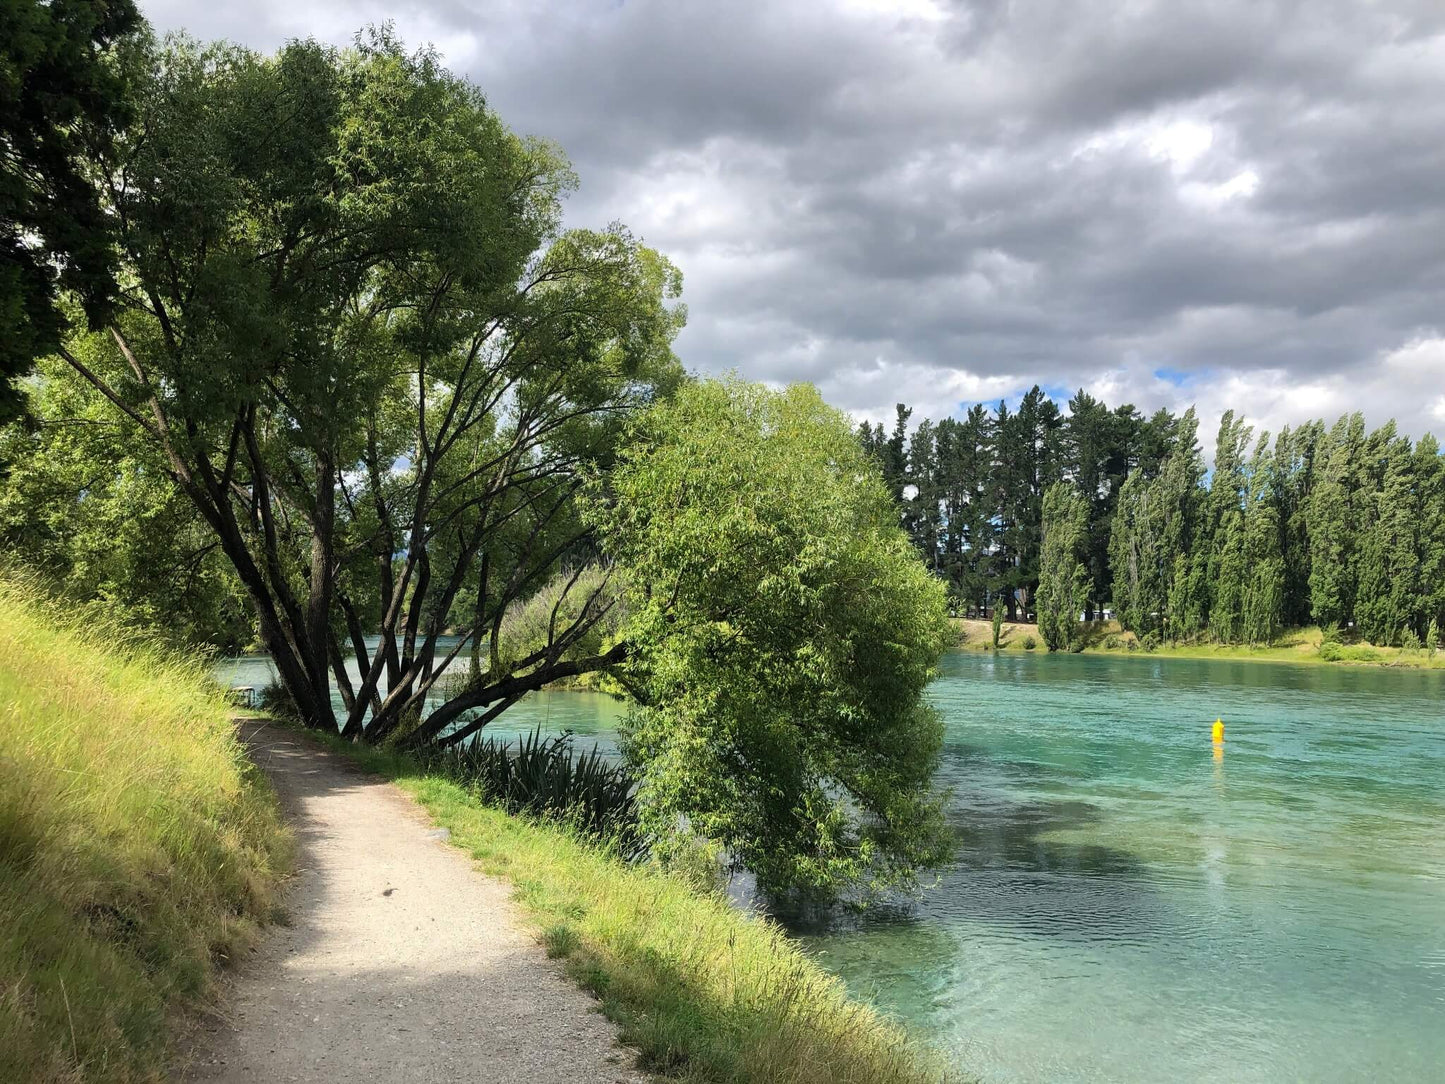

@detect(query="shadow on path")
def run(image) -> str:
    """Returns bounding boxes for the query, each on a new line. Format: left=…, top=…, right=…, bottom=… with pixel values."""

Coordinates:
left=175, top=722, right=643, bottom=1084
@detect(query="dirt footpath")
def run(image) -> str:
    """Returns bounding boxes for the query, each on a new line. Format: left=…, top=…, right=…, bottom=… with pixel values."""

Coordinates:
left=178, top=721, right=645, bottom=1084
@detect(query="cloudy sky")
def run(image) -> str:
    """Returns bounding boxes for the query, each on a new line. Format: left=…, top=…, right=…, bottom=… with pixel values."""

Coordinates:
left=141, top=0, right=1445, bottom=444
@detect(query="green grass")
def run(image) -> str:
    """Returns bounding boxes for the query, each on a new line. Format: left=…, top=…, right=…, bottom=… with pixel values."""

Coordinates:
left=300, top=730, right=958, bottom=1084
left=0, top=574, right=290, bottom=1083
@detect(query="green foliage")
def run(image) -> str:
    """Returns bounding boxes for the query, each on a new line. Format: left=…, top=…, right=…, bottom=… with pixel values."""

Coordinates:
left=1021, top=634, right=1037, bottom=650
left=1428, top=618, right=1441, bottom=658
left=1241, top=434, right=1285, bottom=646
left=423, top=729, right=639, bottom=854
left=880, top=390, right=1442, bottom=655
left=0, top=573, right=288, bottom=1083
left=1356, top=431, right=1421, bottom=647
left=18, top=28, right=684, bottom=736
left=1107, top=409, right=1205, bottom=642
left=595, top=378, right=953, bottom=901
left=1308, top=414, right=1366, bottom=628
left=0, top=353, right=251, bottom=649
left=256, top=679, right=301, bottom=723
left=0, top=0, right=141, bottom=423
left=1037, top=481, right=1092, bottom=651
left=1318, top=640, right=1380, bottom=663
left=991, top=605, right=1004, bottom=648
left=489, top=567, right=623, bottom=679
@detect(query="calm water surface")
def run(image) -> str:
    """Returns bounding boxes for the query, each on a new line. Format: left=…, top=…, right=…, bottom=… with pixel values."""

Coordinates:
left=219, top=650, right=1445, bottom=1082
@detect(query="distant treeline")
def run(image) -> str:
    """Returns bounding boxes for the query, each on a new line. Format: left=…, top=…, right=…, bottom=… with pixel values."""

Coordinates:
left=858, top=389, right=1445, bottom=648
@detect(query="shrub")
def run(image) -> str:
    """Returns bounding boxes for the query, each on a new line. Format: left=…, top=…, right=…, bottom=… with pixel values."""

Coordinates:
left=1140, top=630, right=1160, bottom=653
left=1318, top=640, right=1345, bottom=662
left=1021, top=634, right=1037, bottom=650
left=1401, top=629, right=1422, bottom=657
left=256, top=679, right=301, bottom=722
left=991, top=606, right=1004, bottom=648
left=1103, top=634, right=1122, bottom=650
left=1428, top=618, right=1440, bottom=659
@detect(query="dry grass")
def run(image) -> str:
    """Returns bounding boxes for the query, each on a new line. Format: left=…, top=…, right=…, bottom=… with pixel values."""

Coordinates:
left=0, top=573, right=290, bottom=1083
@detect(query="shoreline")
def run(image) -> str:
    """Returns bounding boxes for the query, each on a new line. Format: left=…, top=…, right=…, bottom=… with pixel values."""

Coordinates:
left=950, top=618, right=1445, bottom=672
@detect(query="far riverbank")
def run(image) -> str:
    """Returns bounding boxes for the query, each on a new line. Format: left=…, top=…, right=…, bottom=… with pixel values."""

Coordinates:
left=952, top=617, right=1445, bottom=670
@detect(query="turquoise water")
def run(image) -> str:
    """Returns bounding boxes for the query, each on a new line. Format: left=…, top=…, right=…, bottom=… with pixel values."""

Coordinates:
left=219, top=651, right=1445, bottom=1081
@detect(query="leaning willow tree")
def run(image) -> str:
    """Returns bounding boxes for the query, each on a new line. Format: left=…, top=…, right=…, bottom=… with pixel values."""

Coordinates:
left=62, top=32, right=685, bottom=738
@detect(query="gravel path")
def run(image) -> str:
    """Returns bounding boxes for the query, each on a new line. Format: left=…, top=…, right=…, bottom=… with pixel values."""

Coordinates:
left=178, top=721, right=646, bottom=1084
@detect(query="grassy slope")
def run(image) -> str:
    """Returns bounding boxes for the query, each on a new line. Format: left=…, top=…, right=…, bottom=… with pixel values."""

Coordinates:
left=300, top=731, right=958, bottom=1084
left=0, top=577, right=290, bottom=1084
left=952, top=618, right=1445, bottom=669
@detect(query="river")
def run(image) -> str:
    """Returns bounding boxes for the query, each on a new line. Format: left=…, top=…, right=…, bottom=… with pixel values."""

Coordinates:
left=217, top=649, right=1445, bottom=1082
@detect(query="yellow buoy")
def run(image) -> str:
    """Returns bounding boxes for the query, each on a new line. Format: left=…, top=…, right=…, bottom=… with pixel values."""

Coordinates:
left=1212, top=719, right=1225, bottom=744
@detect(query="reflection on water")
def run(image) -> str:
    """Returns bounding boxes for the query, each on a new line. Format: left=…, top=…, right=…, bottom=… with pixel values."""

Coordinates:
left=217, top=649, right=1445, bottom=1083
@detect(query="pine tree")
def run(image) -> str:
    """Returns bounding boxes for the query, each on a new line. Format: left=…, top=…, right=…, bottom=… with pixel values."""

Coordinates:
left=903, top=418, right=940, bottom=567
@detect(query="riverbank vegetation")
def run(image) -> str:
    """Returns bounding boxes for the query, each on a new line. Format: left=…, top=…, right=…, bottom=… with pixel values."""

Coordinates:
left=292, top=725, right=958, bottom=1084
left=863, top=393, right=1444, bottom=655
left=0, top=15, right=951, bottom=904
left=954, top=617, right=1445, bottom=669
left=0, top=575, right=289, bottom=1083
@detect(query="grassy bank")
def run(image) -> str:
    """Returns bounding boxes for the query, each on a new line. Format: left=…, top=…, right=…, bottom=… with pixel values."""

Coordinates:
left=953, top=618, right=1445, bottom=669
left=295, top=729, right=956, bottom=1084
left=0, top=576, right=290, bottom=1083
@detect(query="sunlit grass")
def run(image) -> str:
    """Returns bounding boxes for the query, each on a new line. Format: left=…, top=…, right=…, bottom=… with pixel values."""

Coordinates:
left=313, top=735, right=960, bottom=1084
left=0, top=573, right=290, bottom=1083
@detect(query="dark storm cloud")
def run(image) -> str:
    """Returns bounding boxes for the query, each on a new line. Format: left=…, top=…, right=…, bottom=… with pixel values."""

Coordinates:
left=140, top=0, right=1445, bottom=437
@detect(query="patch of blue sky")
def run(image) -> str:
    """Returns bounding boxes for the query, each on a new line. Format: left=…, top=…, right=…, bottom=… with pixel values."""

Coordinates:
left=1152, top=366, right=1193, bottom=387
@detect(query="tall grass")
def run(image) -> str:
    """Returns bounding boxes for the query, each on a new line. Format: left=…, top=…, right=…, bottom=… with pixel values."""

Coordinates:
left=0, top=573, right=289, bottom=1083
left=317, top=735, right=960, bottom=1084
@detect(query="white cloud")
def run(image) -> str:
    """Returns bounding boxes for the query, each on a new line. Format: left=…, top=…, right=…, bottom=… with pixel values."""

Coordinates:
left=135, top=0, right=1445, bottom=441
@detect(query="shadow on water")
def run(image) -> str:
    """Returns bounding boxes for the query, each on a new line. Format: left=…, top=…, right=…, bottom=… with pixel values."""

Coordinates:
left=774, top=787, right=1164, bottom=950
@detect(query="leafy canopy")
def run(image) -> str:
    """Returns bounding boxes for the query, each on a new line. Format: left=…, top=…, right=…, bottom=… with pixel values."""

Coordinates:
left=596, top=378, right=953, bottom=901
left=0, top=0, right=140, bottom=423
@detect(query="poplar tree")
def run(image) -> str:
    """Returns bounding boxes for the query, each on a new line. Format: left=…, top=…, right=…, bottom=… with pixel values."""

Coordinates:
left=1356, top=432, right=1420, bottom=645
left=1109, top=472, right=1163, bottom=636
left=1308, top=413, right=1366, bottom=628
left=1206, top=412, right=1252, bottom=643
left=1155, top=409, right=1206, bottom=640
left=1242, top=434, right=1285, bottom=645
left=1415, top=434, right=1445, bottom=636
left=1037, top=482, right=1092, bottom=651
left=1212, top=511, right=1247, bottom=643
